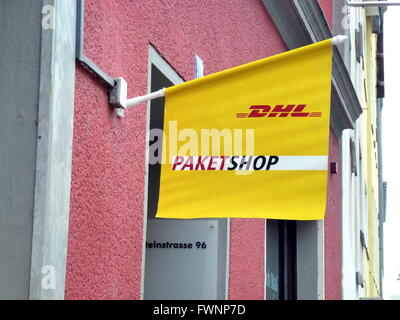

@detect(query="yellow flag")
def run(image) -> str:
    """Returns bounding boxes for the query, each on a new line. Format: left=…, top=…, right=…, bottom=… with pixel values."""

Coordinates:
left=156, top=39, right=333, bottom=220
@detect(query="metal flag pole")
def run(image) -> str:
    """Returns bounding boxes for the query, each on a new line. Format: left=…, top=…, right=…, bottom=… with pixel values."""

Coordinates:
left=347, top=1, right=400, bottom=7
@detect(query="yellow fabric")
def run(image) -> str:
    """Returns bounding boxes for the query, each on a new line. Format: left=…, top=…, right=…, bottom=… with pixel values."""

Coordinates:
left=156, top=39, right=333, bottom=220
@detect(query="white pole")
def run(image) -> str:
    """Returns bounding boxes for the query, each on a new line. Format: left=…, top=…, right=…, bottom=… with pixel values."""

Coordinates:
left=347, top=1, right=400, bottom=7
left=125, top=88, right=166, bottom=108
left=332, top=35, right=348, bottom=46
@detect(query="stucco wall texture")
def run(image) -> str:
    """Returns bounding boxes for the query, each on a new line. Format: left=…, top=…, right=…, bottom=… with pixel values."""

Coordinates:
left=318, top=0, right=343, bottom=300
left=319, top=0, right=333, bottom=28
left=325, top=131, right=342, bottom=300
left=65, top=0, right=286, bottom=300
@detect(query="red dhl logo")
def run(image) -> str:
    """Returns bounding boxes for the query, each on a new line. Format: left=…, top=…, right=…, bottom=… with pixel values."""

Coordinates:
left=236, top=105, right=322, bottom=118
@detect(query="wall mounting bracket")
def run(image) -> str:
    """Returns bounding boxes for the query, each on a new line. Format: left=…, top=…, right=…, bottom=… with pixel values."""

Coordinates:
left=76, top=0, right=155, bottom=118
left=76, top=0, right=116, bottom=89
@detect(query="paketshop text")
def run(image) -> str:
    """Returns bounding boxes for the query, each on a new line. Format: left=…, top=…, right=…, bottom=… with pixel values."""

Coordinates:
left=172, top=156, right=279, bottom=171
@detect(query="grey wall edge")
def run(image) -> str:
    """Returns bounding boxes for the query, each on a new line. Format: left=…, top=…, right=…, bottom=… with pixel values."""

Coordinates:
left=0, top=0, right=42, bottom=299
left=262, top=0, right=362, bottom=137
left=30, top=0, right=77, bottom=300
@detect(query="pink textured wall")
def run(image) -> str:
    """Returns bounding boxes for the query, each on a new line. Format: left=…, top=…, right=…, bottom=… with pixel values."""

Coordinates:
left=229, top=219, right=265, bottom=300
left=65, top=0, right=286, bottom=299
left=324, top=130, right=342, bottom=300
left=319, top=0, right=333, bottom=28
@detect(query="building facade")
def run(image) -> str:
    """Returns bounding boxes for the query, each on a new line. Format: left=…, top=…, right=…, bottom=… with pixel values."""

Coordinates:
left=340, top=0, right=386, bottom=299
left=0, top=0, right=384, bottom=300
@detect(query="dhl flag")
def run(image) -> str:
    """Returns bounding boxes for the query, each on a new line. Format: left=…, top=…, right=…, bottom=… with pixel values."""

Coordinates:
left=155, top=39, right=333, bottom=220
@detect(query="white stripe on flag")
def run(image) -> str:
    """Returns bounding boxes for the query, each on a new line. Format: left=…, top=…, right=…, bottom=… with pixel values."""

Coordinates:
left=270, top=156, right=328, bottom=170
left=171, top=156, right=328, bottom=171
